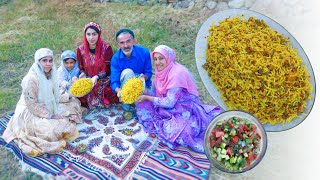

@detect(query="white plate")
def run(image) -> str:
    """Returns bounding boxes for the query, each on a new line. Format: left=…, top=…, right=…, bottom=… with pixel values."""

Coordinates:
left=195, top=9, right=316, bottom=132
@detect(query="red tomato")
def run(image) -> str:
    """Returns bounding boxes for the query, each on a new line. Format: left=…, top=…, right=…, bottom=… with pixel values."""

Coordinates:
left=228, top=121, right=234, bottom=128
left=216, top=137, right=222, bottom=143
left=252, top=124, right=257, bottom=131
left=211, top=128, right=218, bottom=136
left=215, top=131, right=225, bottom=138
left=245, top=159, right=251, bottom=167
left=256, top=133, right=261, bottom=140
left=231, top=136, right=239, bottom=144
left=243, top=124, right=249, bottom=131
left=210, top=139, right=216, bottom=148
left=227, top=147, right=233, bottom=156
left=248, top=153, right=256, bottom=161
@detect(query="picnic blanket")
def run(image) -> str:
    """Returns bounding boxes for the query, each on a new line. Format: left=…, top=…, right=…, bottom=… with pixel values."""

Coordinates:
left=0, top=105, right=212, bottom=179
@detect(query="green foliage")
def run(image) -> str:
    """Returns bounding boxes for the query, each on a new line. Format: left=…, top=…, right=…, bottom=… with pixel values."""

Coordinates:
left=0, top=89, right=19, bottom=116
left=0, top=0, right=215, bottom=115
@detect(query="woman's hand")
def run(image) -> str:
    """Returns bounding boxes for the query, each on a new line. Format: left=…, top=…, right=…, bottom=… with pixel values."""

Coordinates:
left=136, top=95, right=152, bottom=103
left=91, top=75, right=99, bottom=86
left=79, top=72, right=86, bottom=79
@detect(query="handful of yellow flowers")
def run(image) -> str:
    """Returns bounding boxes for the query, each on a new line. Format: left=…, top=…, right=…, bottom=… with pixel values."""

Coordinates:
left=70, top=78, right=93, bottom=97
left=121, top=77, right=144, bottom=104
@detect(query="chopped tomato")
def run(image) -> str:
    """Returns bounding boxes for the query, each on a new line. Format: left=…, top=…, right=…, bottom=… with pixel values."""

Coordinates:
left=216, top=137, right=222, bottom=143
left=227, top=147, right=233, bottom=156
left=256, top=133, right=261, bottom=140
left=245, top=159, right=251, bottom=167
left=211, top=128, right=218, bottom=136
left=252, top=124, right=257, bottom=131
left=248, top=153, right=256, bottom=161
left=243, top=124, right=249, bottom=131
left=215, top=131, right=225, bottom=138
left=228, top=121, right=234, bottom=128
left=210, top=139, right=216, bottom=148
left=231, top=136, right=239, bottom=144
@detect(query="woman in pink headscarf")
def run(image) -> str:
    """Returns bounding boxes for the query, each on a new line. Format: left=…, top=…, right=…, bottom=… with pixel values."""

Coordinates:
left=136, top=45, right=222, bottom=153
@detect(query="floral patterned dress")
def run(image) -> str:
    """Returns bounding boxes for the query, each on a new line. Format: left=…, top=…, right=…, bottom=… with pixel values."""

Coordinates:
left=77, top=42, right=118, bottom=109
left=137, top=87, right=222, bottom=153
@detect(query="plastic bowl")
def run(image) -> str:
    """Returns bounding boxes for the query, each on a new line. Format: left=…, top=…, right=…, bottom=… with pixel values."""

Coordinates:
left=204, top=110, right=267, bottom=173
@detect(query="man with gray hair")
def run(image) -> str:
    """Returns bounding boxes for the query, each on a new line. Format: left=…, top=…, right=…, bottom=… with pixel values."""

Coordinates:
left=110, top=28, right=152, bottom=111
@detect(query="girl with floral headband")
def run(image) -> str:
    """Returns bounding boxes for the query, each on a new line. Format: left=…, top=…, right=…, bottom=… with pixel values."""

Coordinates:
left=77, top=22, right=119, bottom=109
left=136, top=45, right=222, bottom=153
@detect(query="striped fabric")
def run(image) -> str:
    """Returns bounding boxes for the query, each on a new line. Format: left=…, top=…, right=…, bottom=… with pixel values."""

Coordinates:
left=133, top=143, right=210, bottom=180
left=1, top=113, right=211, bottom=179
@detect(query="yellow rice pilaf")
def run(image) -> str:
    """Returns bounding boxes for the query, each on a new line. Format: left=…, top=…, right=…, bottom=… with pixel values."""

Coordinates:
left=70, top=78, right=93, bottom=97
left=204, top=16, right=312, bottom=125
left=121, top=77, right=144, bottom=104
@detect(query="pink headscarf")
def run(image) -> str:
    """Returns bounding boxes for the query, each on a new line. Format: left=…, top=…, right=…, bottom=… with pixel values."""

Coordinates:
left=152, top=45, right=199, bottom=97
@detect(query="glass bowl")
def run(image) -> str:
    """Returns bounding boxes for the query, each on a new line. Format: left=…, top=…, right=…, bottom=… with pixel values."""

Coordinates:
left=204, top=110, right=267, bottom=173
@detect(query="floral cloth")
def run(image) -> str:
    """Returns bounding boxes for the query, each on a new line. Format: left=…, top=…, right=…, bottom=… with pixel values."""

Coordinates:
left=137, top=87, right=222, bottom=153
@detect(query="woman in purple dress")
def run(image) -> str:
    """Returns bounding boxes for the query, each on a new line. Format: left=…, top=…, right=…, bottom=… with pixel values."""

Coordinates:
left=136, top=45, right=222, bottom=153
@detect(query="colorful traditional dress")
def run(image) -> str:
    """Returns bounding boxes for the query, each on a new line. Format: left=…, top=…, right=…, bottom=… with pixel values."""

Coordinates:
left=137, top=45, right=222, bottom=153
left=77, top=22, right=118, bottom=109
left=2, top=48, right=81, bottom=157
left=137, top=88, right=221, bottom=153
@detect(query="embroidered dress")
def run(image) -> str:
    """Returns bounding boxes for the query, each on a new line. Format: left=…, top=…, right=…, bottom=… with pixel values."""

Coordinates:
left=137, top=45, right=222, bottom=153
left=137, top=87, right=221, bottom=153
left=77, top=42, right=118, bottom=109
left=2, top=48, right=80, bottom=157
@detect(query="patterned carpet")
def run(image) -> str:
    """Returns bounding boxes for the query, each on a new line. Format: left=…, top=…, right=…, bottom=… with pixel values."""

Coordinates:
left=0, top=105, right=211, bottom=179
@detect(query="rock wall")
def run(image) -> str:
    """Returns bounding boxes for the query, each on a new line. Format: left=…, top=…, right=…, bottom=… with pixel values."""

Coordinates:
left=94, top=0, right=257, bottom=11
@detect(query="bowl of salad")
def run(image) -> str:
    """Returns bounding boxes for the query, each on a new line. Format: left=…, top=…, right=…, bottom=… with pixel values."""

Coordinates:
left=204, top=110, right=267, bottom=173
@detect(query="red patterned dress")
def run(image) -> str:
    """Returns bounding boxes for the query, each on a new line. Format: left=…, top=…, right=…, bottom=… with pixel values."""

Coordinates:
left=77, top=42, right=119, bottom=109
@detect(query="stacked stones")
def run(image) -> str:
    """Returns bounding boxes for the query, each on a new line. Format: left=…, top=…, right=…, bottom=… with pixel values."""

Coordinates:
left=171, top=0, right=256, bottom=10
left=94, top=0, right=257, bottom=10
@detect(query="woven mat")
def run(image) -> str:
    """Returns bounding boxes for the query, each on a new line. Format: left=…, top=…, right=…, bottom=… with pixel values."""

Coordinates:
left=0, top=105, right=211, bottom=179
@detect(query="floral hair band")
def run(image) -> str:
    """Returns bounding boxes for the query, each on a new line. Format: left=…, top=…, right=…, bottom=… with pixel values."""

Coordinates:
left=84, top=22, right=101, bottom=33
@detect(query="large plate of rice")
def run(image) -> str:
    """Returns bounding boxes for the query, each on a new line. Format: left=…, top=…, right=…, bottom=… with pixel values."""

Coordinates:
left=195, top=9, right=316, bottom=132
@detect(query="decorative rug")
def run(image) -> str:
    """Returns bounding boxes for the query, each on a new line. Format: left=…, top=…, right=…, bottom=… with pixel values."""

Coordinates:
left=133, top=142, right=211, bottom=180
left=0, top=105, right=212, bottom=179
left=0, top=105, right=158, bottom=179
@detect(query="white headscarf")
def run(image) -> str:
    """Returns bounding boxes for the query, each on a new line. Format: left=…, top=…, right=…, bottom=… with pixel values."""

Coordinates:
left=29, top=48, right=60, bottom=115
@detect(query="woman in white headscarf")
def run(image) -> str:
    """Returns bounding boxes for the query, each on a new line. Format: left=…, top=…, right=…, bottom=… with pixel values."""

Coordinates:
left=2, top=48, right=82, bottom=157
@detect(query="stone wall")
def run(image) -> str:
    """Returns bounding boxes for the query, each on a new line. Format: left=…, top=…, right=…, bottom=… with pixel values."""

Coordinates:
left=94, top=0, right=257, bottom=11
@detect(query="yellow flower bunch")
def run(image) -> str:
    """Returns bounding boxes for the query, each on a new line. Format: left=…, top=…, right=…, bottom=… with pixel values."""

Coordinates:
left=70, top=78, right=93, bottom=97
left=121, top=77, right=144, bottom=104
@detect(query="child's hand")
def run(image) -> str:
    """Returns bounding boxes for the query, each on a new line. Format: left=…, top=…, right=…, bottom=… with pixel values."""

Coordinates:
left=71, top=77, right=78, bottom=83
left=79, top=72, right=86, bottom=79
